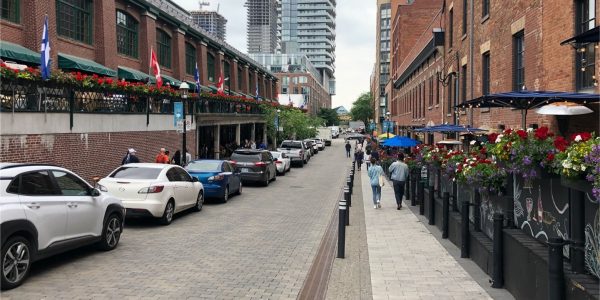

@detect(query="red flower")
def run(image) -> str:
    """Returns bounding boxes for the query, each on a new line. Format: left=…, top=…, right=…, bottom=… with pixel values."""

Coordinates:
left=105, top=78, right=113, bottom=85
left=487, top=133, right=498, bottom=144
left=546, top=153, right=555, bottom=161
left=570, top=132, right=592, bottom=142
left=516, top=130, right=527, bottom=139
left=534, top=126, right=550, bottom=140
left=504, top=128, right=513, bottom=135
left=554, top=136, right=569, bottom=152
left=480, top=147, right=487, bottom=155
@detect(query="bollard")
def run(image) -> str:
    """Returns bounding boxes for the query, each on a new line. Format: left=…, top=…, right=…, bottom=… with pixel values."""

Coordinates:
left=352, top=161, right=355, bottom=172
left=492, top=213, right=504, bottom=288
left=347, top=177, right=353, bottom=194
left=452, top=181, right=458, bottom=212
left=418, top=181, right=425, bottom=215
left=461, top=200, right=470, bottom=258
left=344, top=186, right=352, bottom=207
left=442, top=192, right=450, bottom=239
left=548, top=238, right=565, bottom=300
left=473, top=190, right=481, bottom=232
left=337, top=200, right=347, bottom=259
left=428, top=185, right=435, bottom=225
left=411, top=171, right=418, bottom=206
left=349, top=171, right=354, bottom=186
left=405, top=176, right=411, bottom=201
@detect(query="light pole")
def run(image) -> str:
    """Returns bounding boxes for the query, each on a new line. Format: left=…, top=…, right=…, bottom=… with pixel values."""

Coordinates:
left=386, top=111, right=391, bottom=139
left=179, top=82, right=189, bottom=165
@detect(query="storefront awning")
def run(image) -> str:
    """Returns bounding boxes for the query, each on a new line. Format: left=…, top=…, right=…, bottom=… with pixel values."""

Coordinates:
left=161, top=74, right=181, bottom=87
left=58, top=53, right=116, bottom=77
left=117, top=66, right=153, bottom=83
left=0, top=40, right=40, bottom=65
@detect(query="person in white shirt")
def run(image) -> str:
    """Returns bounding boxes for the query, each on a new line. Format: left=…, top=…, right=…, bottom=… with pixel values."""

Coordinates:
left=388, top=153, right=409, bottom=210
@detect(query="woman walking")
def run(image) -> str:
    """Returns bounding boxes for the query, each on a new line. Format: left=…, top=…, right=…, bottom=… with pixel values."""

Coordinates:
left=367, top=157, right=384, bottom=209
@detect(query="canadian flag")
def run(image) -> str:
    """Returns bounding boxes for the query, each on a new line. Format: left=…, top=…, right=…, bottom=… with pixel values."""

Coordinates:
left=217, top=73, right=224, bottom=95
left=150, top=48, right=162, bottom=87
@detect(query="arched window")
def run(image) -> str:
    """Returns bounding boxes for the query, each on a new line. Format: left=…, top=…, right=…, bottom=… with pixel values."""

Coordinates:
left=185, top=43, right=196, bottom=75
left=116, top=10, right=138, bottom=58
left=57, top=0, right=93, bottom=44
left=156, top=29, right=171, bottom=68
left=207, top=53, right=215, bottom=82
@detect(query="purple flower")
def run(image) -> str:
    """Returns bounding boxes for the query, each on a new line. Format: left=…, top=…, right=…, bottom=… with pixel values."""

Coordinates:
left=523, top=156, right=532, bottom=165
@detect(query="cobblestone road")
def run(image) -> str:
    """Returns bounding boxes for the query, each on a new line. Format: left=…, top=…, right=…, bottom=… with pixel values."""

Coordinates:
left=2, top=140, right=350, bottom=300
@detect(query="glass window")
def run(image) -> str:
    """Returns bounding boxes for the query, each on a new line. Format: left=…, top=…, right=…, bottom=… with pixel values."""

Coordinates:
left=174, top=168, right=192, bottom=182
left=448, top=9, right=454, bottom=48
left=116, top=10, right=138, bottom=58
left=166, top=168, right=178, bottom=182
left=482, top=52, right=490, bottom=95
left=462, top=0, right=468, bottom=35
left=185, top=43, right=196, bottom=75
left=1, top=0, right=19, bottom=23
left=52, top=171, right=90, bottom=196
left=19, top=171, right=59, bottom=196
left=237, top=67, right=243, bottom=90
left=513, top=31, right=525, bottom=91
left=576, top=0, right=596, bottom=90
left=461, top=65, right=467, bottom=103
left=56, top=0, right=93, bottom=44
left=207, top=53, right=215, bottom=82
left=6, top=177, right=19, bottom=194
left=110, top=167, right=162, bottom=179
left=482, top=0, right=489, bottom=17
left=156, top=29, right=171, bottom=68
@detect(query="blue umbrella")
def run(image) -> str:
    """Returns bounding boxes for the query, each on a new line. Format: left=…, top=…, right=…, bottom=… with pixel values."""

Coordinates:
left=382, top=136, right=421, bottom=147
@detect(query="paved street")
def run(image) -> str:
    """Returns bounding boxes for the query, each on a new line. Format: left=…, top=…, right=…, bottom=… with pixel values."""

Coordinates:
left=2, top=141, right=350, bottom=299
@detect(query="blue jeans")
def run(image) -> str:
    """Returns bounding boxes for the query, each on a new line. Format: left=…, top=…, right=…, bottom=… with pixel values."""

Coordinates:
left=371, top=185, right=381, bottom=204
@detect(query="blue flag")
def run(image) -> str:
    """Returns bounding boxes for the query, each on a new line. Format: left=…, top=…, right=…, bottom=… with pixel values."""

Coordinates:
left=194, top=62, right=200, bottom=93
left=40, top=15, right=51, bottom=80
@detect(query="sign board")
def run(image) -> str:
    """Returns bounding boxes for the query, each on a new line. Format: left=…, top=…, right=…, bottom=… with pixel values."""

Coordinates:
left=173, top=102, right=183, bottom=127
left=176, top=119, right=191, bottom=133
left=278, top=126, right=284, bottom=132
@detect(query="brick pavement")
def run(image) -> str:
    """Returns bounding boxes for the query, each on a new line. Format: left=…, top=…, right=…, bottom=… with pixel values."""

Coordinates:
left=360, top=167, right=493, bottom=300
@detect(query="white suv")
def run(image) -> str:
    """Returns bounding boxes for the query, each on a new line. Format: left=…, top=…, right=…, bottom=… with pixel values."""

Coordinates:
left=0, top=163, right=125, bottom=290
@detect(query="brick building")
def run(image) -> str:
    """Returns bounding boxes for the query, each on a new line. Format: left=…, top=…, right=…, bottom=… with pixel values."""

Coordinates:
left=387, top=0, right=599, bottom=141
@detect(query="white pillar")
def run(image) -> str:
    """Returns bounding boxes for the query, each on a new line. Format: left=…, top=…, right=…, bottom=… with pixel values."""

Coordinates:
left=235, top=124, right=241, bottom=146
left=251, top=123, right=256, bottom=142
left=214, top=125, right=220, bottom=159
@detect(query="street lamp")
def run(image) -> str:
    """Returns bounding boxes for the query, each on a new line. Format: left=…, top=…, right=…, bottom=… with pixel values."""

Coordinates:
left=179, top=82, right=189, bottom=165
left=385, top=111, right=391, bottom=139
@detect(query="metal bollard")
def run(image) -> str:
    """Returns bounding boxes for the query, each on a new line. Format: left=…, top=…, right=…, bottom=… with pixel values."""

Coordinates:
left=548, top=237, right=565, bottom=300
left=461, top=200, right=470, bottom=258
left=442, top=192, right=450, bottom=239
left=405, top=177, right=411, bottom=201
left=347, top=176, right=353, bottom=194
left=349, top=171, right=354, bottom=186
left=452, top=181, right=458, bottom=212
left=337, top=200, right=347, bottom=259
left=344, top=186, right=352, bottom=207
left=418, top=181, right=425, bottom=215
left=492, top=213, right=504, bottom=288
left=428, top=185, right=435, bottom=225
left=473, top=190, right=481, bottom=232
left=352, top=161, right=355, bottom=172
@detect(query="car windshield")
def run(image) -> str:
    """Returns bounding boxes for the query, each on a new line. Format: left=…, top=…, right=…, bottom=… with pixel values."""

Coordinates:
left=186, top=161, right=221, bottom=172
left=110, top=167, right=161, bottom=179
left=280, top=142, right=301, bottom=148
left=231, top=153, right=261, bottom=162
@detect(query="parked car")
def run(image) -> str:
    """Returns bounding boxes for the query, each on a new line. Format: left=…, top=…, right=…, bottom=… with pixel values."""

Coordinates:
left=270, top=151, right=291, bottom=175
left=97, top=163, right=203, bottom=225
left=277, top=140, right=309, bottom=167
left=230, top=149, right=277, bottom=186
left=185, top=160, right=242, bottom=203
left=346, top=133, right=365, bottom=144
left=318, top=127, right=333, bottom=145
left=0, top=163, right=125, bottom=290
left=304, top=139, right=318, bottom=155
left=313, top=138, right=325, bottom=150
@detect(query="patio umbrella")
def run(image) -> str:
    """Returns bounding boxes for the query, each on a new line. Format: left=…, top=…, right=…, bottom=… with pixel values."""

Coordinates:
left=378, top=133, right=396, bottom=139
left=382, top=136, right=420, bottom=147
left=535, top=101, right=594, bottom=115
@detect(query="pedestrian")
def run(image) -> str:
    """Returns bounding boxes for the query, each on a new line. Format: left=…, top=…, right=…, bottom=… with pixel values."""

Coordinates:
left=259, top=140, right=267, bottom=149
left=388, top=153, right=410, bottom=210
left=250, top=140, right=257, bottom=149
left=367, top=157, right=384, bottom=209
left=365, top=151, right=371, bottom=170
left=121, top=148, right=140, bottom=165
left=171, top=150, right=181, bottom=166
left=155, top=148, right=170, bottom=164
left=185, top=148, right=192, bottom=165
left=345, top=141, right=351, bottom=158
left=164, top=150, right=171, bottom=163
left=354, top=149, right=364, bottom=171
left=371, top=149, right=380, bottom=162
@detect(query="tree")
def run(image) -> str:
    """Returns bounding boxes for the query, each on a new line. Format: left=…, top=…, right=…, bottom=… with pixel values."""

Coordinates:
left=317, top=108, right=340, bottom=126
left=350, top=92, right=373, bottom=125
left=261, top=105, right=320, bottom=145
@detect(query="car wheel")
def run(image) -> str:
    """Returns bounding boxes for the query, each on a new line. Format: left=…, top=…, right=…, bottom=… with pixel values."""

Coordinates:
left=235, top=181, right=242, bottom=195
left=222, top=186, right=229, bottom=203
left=193, top=191, right=204, bottom=212
left=159, top=200, right=175, bottom=225
left=1, top=236, right=32, bottom=290
left=98, top=214, right=122, bottom=251
left=263, top=173, right=270, bottom=186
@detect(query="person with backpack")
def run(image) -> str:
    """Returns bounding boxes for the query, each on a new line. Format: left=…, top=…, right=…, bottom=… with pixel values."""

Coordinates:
left=121, top=148, right=140, bottom=165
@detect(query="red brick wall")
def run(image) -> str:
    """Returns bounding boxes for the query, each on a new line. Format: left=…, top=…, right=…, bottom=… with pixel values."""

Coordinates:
left=0, top=131, right=196, bottom=183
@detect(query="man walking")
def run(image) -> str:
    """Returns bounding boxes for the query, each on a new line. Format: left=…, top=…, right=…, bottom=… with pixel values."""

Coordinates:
left=121, top=148, right=140, bottom=165
left=155, top=148, right=170, bottom=164
left=345, top=141, right=351, bottom=158
left=388, top=153, right=409, bottom=210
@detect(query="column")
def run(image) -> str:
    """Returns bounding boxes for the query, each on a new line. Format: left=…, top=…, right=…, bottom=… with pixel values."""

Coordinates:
left=251, top=123, right=256, bottom=142
left=214, top=125, right=221, bottom=160
left=173, top=28, right=186, bottom=80
left=94, top=0, right=117, bottom=68
left=198, top=41, right=208, bottom=85
left=140, top=11, right=157, bottom=74
left=235, top=124, right=241, bottom=146
left=231, top=59, right=239, bottom=93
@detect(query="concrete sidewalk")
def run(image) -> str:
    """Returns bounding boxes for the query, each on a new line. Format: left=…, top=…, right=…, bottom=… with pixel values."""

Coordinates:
left=361, top=168, right=493, bottom=300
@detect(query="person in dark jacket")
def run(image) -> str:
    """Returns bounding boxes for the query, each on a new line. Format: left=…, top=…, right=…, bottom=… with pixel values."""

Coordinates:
left=354, top=149, right=364, bottom=170
left=345, top=141, right=352, bottom=158
left=122, top=148, right=140, bottom=165
left=171, top=150, right=182, bottom=166
left=371, top=149, right=380, bottom=161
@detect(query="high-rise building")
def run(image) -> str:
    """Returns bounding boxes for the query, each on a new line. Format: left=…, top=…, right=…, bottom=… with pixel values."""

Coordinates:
left=371, top=0, right=391, bottom=131
left=279, top=0, right=337, bottom=95
left=246, top=0, right=279, bottom=54
left=190, top=10, right=227, bottom=41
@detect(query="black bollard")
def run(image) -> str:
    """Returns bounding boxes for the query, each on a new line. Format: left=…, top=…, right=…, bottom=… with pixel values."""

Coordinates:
left=452, top=181, right=458, bottom=212
left=428, top=185, right=435, bottom=225
left=442, top=192, right=450, bottom=239
left=461, top=200, right=470, bottom=258
left=418, top=181, right=425, bottom=215
left=405, top=176, right=411, bottom=201
left=352, top=161, right=355, bottom=172
left=492, top=213, right=504, bottom=288
left=337, top=200, right=347, bottom=259
left=436, top=168, right=442, bottom=198
left=548, top=238, right=565, bottom=300
left=347, top=177, right=352, bottom=194
left=344, top=186, right=351, bottom=208
left=349, top=171, right=354, bottom=186
left=473, top=189, right=481, bottom=232
left=411, top=171, right=418, bottom=206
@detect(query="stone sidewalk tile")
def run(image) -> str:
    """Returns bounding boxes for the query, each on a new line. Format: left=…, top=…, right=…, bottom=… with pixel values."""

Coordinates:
left=360, top=168, right=493, bottom=300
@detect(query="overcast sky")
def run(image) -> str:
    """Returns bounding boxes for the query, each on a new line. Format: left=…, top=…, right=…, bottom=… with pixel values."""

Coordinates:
left=172, top=0, right=376, bottom=110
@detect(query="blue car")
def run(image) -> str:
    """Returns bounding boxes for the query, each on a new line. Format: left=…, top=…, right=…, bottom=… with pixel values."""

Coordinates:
left=185, top=160, right=242, bottom=202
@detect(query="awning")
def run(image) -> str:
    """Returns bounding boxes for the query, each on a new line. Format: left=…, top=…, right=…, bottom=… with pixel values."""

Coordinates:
left=561, top=26, right=599, bottom=45
left=208, top=85, right=218, bottom=93
left=117, top=66, right=154, bottom=83
left=0, top=41, right=40, bottom=65
left=58, top=53, right=116, bottom=77
left=161, top=74, right=181, bottom=87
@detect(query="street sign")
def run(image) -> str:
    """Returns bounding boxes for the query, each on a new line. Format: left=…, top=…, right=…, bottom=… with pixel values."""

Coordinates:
left=278, top=126, right=283, bottom=132
left=174, top=102, right=183, bottom=127
left=176, top=119, right=191, bottom=131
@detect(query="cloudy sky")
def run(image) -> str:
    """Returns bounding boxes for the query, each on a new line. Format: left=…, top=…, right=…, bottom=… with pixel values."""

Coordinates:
left=172, top=0, right=376, bottom=110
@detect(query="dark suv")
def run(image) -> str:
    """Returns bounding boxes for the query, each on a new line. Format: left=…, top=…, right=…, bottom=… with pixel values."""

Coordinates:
left=230, top=150, right=277, bottom=186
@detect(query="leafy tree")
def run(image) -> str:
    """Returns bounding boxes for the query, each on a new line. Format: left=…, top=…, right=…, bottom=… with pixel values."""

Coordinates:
left=317, top=108, right=340, bottom=126
left=350, top=92, right=373, bottom=125
left=261, top=105, right=320, bottom=146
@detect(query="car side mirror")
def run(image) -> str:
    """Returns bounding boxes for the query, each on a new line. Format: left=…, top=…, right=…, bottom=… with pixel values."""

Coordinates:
left=90, top=188, right=101, bottom=197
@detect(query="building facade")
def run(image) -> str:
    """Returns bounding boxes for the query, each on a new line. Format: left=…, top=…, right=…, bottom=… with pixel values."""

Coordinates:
left=190, top=10, right=227, bottom=41
left=246, top=0, right=279, bottom=54
left=372, top=0, right=391, bottom=132
left=388, top=0, right=599, bottom=141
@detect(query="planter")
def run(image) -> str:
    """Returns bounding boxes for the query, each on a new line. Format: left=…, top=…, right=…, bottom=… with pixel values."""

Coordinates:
left=560, top=176, right=593, bottom=195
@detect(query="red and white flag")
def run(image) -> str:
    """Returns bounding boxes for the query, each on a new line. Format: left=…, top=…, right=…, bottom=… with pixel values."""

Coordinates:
left=217, top=74, right=224, bottom=95
left=150, top=48, right=162, bottom=87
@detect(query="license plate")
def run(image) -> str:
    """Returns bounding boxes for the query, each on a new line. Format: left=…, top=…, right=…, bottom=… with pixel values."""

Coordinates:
left=241, top=168, right=250, bottom=173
